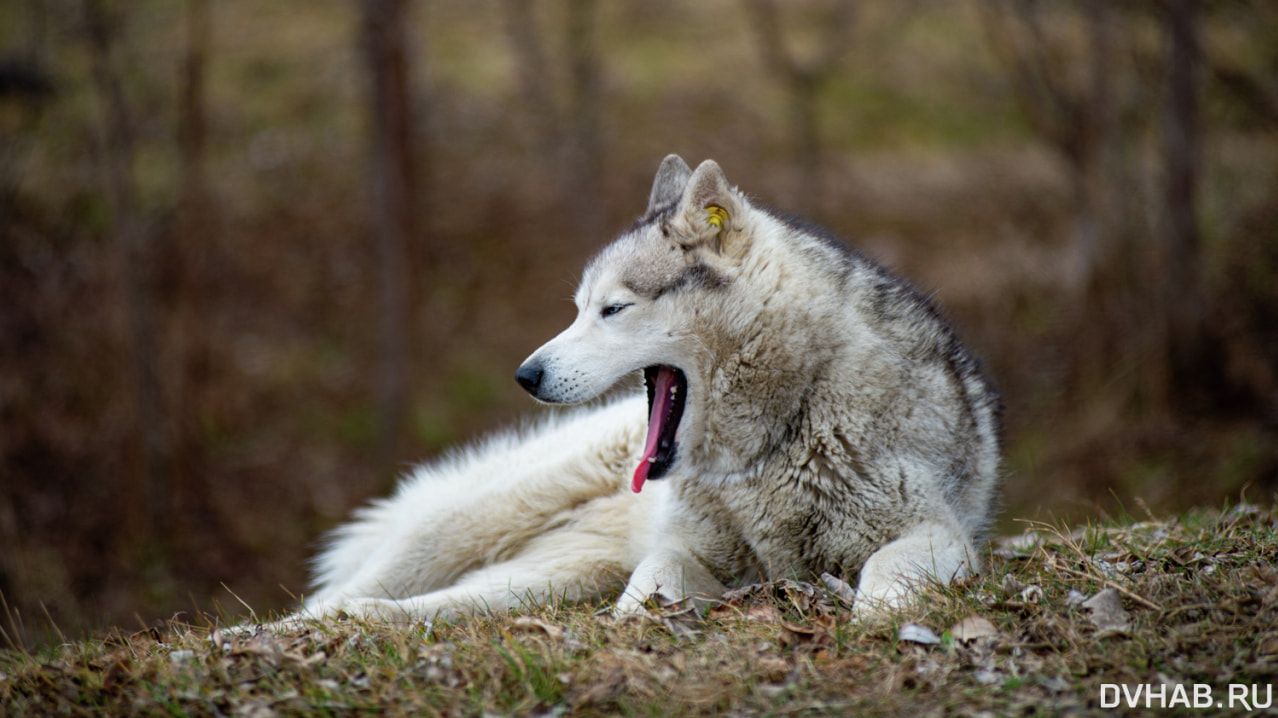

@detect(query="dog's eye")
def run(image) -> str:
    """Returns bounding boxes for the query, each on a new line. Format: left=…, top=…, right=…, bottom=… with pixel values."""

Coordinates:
left=600, top=304, right=630, bottom=319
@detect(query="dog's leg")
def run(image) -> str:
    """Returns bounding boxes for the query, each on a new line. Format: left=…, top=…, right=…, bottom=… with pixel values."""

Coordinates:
left=348, top=556, right=625, bottom=623
left=853, top=520, right=975, bottom=616
left=283, top=546, right=628, bottom=627
left=613, top=548, right=727, bottom=617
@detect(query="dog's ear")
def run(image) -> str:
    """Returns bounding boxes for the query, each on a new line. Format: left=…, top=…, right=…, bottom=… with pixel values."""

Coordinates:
left=647, top=155, right=692, bottom=215
left=675, top=160, right=746, bottom=255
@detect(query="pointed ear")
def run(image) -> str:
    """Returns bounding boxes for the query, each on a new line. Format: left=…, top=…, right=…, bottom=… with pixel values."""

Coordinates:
left=675, top=160, right=746, bottom=251
left=646, top=155, right=692, bottom=215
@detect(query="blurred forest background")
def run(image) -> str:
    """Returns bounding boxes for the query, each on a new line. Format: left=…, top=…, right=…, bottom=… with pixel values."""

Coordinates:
left=1, top=0, right=1276, bottom=646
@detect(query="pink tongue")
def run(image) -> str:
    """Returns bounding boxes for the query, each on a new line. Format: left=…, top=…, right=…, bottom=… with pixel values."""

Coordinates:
left=632, top=366, right=677, bottom=493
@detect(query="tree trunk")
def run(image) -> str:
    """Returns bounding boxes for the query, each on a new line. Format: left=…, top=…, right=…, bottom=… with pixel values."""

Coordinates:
left=564, top=0, right=605, bottom=243
left=1160, top=0, right=1209, bottom=406
left=83, top=0, right=168, bottom=539
left=174, top=0, right=211, bottom=520
left=361, top=0, right=418, bottom=471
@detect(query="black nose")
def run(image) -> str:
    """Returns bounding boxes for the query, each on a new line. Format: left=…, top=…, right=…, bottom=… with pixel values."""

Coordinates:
left=515, top=362, right=543, bottom=395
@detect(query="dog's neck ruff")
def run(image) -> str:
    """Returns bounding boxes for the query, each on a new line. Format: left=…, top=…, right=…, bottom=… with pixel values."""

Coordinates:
left=633, top=365, right=686, bottom=493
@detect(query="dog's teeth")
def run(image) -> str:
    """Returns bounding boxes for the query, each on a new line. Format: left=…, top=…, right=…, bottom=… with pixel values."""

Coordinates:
left=646, top=457, right=656, bottom=463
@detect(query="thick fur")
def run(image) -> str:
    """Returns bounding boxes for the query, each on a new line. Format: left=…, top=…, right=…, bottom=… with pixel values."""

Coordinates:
left=277, top=155, right=1001, bottom=626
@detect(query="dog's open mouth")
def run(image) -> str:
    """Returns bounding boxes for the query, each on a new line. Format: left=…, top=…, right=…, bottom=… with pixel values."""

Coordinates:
left=633, top=365, right=687, bottom=493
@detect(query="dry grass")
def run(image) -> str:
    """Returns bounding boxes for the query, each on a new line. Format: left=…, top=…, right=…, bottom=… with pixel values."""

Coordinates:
left=3, top=503, right=1275, bottom=716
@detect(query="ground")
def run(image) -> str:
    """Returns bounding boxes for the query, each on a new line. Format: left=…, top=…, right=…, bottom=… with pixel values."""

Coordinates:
left=2, top=503, right=1275, bottom=716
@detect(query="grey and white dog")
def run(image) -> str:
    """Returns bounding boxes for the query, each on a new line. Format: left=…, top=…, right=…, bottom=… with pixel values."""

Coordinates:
left=269, top=155, right=1001, bottom=627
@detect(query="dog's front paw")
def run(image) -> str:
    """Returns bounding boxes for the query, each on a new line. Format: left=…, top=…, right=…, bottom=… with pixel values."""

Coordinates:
left=849, top=579, right=914, bottom=619
left=611, top=581, right=674, bottom=618
left=611, top=594, right=651, bottom=619
left=611, top=576, right=695, bottom=618
left=614, top=549, right=727, bottom=619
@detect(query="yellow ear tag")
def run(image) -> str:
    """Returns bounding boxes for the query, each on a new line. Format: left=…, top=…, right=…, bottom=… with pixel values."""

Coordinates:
left=706, top=205, right=728, bottom=229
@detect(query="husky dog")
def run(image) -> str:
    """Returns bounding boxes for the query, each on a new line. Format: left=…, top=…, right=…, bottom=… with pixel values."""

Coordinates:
left=277, top=155, right=1000, bottom=626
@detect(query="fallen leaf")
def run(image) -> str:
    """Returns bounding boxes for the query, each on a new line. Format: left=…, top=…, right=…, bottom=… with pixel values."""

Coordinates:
left=510, top=617, right=565, bottom=640
left=720, top=583, right=763, bottom=605
left=1081, top=589, right=1131, bottom=633
left=949, top=615, right=999, bottom=642
left=819, top=573, right=856, bottom=604
left=776, top=579, right=820, bottom=613
left=898, top=623, right=941, bottom=645
left=778, top=621, right=815, bottom=649
left=778, top=616, right=836, bottom=650
left=744, top=603, right=783, bottom=624
left=1000, top=574, right=1025, bottom=596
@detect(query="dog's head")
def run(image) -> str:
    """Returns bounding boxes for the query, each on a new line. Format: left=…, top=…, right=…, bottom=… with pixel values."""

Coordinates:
left=516, top=155, right=767, bottom=492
